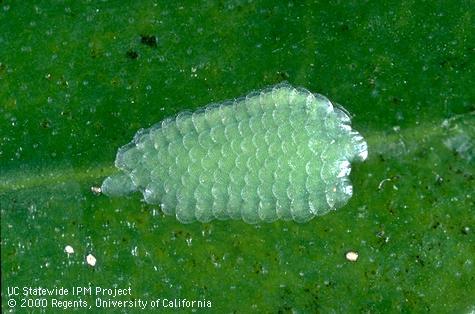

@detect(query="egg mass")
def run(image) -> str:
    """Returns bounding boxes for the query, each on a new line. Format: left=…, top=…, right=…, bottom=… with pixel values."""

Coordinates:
left=101, top=83, right=368, bottom=223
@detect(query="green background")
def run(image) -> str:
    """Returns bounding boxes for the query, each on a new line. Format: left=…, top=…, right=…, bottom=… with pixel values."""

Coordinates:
left=1, top=0, right=473, bottom=313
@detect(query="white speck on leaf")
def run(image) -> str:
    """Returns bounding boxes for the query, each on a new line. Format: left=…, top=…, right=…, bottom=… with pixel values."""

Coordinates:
left=346, top=251, right=359, bottom=262
left=91, top=186, right=102, bottom=194
left=86, top=254, right=97, bottom=266
left=64, top=245, right=74, bottom=254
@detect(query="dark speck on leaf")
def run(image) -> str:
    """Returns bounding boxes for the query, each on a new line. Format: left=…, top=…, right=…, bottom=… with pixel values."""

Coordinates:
left=277, top=71, right=290, bottom=80
left=339, top=24, right=350, bottom=32
left=40, top=119, right=51, bottom=129
left=140, top=35, right=158, bottom=48
left=126, top=50, right=139, bottom=60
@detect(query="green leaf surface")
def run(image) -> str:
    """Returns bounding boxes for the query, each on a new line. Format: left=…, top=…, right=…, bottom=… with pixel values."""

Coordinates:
left=1, top=1, right=474, bottom=313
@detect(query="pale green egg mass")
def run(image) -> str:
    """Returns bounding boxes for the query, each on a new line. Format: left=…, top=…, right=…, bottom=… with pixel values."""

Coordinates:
left=101, top=83, right=368, bottom=223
